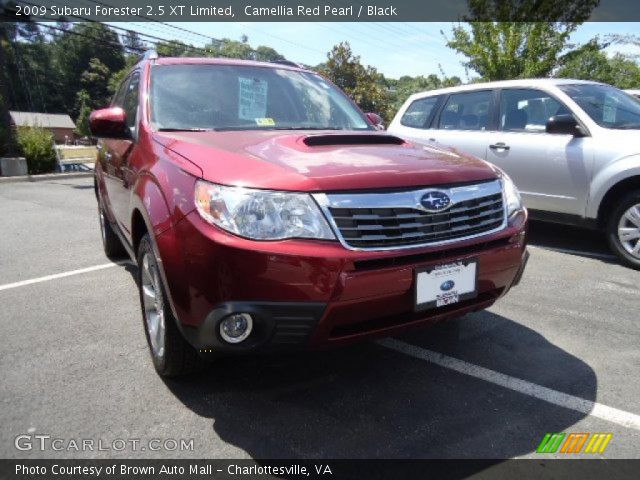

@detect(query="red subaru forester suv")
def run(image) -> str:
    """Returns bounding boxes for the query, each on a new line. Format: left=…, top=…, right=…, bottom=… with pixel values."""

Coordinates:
left=91, top=52, right=529, bottom=377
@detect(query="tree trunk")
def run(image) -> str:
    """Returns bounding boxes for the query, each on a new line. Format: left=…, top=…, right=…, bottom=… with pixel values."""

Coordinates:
left=0, top=19, right=17, bottom=155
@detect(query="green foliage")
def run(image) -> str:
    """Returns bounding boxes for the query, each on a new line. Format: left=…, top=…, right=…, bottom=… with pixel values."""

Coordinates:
left=446, top=0, right=599, bottom=81
left=447, top=22, right=573, bottom=80
left=388, top=74, right=462, bottom=113
left=75, top=90, right=92, bottom=137
left=122, top=31, right=145, bottom=52
left=318, top=42, right=392, bottom=122
left=79, top=58, right=112, bottom=110
left=51, top=23, right=125, bottom=116
left=208, top=38, right=254, bottom=59
left=255, top=46, right=285, bottom=62
left=556, top=39, right=640, bottom=89
left=16, top=126, right=57, bottom=174
left=155, top=39, right=198, bottom=57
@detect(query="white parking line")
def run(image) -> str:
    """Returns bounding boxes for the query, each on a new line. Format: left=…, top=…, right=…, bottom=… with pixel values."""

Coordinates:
left=0, top=262, right=129, bottom=292
left=377, top=338, right=640, bottom=431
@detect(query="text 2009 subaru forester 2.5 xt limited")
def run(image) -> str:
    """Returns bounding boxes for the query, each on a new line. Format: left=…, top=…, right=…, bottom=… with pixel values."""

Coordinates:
left=90, top=52, right=529, bottom=377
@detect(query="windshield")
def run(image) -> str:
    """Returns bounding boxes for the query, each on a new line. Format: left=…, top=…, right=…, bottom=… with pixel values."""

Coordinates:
left=149, top=64, right=371, bottom=131
left=559, top=83, right=640, bottom=130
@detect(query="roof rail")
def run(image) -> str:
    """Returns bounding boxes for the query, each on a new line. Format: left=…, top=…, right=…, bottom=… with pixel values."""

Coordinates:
left=270, top=59, right=304, bottom=69
left=136, top=50, right=159, bottom=64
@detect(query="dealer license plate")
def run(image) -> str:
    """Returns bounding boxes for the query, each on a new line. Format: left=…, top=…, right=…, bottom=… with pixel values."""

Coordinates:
left=414, top=260, right=478, bottom=311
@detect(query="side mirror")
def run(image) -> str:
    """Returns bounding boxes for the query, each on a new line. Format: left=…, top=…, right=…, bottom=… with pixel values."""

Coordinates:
left=366, top=112, right=385, bottom=131
left=89, top=107, right=130, bottom=139
left=545, top=114, right=584, bottom=137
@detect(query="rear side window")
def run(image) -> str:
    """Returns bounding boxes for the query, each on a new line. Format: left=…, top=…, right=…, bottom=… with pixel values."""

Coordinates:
left=499, top=89, right=567, bottom=133
left=438, top=91, right=492, bottom=131
left=400, top=96, right=440, bottom=128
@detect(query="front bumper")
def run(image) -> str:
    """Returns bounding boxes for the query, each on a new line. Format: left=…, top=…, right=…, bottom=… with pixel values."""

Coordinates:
left=157, top=209, right=528, bottom=353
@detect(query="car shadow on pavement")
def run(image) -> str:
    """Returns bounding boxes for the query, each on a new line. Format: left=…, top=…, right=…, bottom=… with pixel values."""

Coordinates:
left=162, top=311, right=597, bottom=461
left=527, top=220, right=616, bottom=262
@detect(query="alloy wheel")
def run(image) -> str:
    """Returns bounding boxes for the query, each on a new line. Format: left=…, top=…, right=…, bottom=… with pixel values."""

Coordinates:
left=99, top=209, right=106, bottom=244
left=618, top=203, right=640, bottom=259
left=141, top=253, right=166, bottom=360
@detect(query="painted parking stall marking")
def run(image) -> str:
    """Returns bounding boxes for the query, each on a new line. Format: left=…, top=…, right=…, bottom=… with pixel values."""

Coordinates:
left=0, top=261, right=130, bottom=292
left=377, top=338, right=640, bottom=431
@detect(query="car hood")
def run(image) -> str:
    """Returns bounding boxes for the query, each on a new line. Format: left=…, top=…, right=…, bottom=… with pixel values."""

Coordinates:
left=153, top=130, right=498, bottom=191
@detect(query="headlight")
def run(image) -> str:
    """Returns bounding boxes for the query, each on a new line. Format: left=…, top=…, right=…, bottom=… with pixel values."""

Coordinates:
left=194, top=180, right=335, bottom=241
left=500, top=172, right=523, bottom=217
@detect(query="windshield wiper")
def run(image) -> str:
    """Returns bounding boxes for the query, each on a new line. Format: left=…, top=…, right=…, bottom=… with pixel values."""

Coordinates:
left=157, top=128, right=215, bottom=132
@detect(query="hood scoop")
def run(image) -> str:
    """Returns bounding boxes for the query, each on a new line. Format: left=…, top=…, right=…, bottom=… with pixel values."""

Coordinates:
left=303, top=134, right=406, bottom=147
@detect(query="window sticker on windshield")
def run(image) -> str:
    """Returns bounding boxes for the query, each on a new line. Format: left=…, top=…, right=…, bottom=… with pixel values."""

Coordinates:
left=603, top=96, right=616, bottom=124
left=239, top=77, right=268, bottom=121
left=255, top=117, right=275, bottom=126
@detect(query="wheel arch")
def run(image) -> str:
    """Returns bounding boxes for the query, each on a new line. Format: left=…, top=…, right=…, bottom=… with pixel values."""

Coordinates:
left=596, top=175, right=640, bottom=229
left=130, top=176, right=194, bottom=332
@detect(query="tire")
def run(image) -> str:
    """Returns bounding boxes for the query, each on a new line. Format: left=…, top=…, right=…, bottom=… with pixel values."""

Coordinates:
left=606, top=190, right=640, bottom=270
left=98, top=200, right=126, bottom=259
left=137, top=234, right=204, bottom=377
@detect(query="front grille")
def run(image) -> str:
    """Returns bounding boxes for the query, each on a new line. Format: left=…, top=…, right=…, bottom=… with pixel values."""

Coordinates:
left=327, top=187, right=505, bottom=250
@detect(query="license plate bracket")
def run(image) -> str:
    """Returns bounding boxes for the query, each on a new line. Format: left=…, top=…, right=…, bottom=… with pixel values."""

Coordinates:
left=414, top=259, right=478, bottom=311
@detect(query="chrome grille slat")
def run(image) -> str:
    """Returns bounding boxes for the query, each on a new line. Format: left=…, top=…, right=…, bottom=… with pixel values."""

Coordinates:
left=343, top=216, right=504, bottom=242
left=332, top=198, right=503, bottom=221
left=337, top=206, right=504, bottom=231
left=315, top=180, right=507, bottom=251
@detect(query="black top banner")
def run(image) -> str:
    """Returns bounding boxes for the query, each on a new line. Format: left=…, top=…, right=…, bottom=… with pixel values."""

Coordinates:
left=2, top=0, right=640, bottom=22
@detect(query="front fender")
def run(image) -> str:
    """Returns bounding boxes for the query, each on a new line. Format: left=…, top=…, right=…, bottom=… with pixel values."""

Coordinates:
left=130, top=173, right=197, bottom=329
left=587, top=155, right=640, bottom=219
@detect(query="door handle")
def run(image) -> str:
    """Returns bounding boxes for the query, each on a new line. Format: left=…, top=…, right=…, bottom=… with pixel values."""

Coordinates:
left=104, top=152, right=113, bottom=161
left=489, top=142, right=510, bottom=151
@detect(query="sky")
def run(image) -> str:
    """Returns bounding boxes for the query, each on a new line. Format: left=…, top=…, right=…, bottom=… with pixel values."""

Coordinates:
left=115, top=22, right=640, bottom=80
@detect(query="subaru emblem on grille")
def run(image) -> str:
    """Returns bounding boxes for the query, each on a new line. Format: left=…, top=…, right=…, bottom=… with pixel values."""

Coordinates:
left=420, top=191, right=451, bottom=212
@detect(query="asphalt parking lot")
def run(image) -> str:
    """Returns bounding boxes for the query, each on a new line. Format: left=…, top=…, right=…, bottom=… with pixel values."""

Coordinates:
left=1, top=177, right=639, bottom=461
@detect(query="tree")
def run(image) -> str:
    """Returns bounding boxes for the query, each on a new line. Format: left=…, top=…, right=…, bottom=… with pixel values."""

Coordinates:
left=255, top=46, right=285, bottom=62
left=52, top=23, right=125, bottom=114
left=121, top=30, right=145, bottom=55
left=318, top=42, right=392, bottom=121
left=79, top=58, right=112, bottom=110
left=155, top=39, right=198, bottom=57
left=607, top=34, right=640, bottom=62
left=446, top=0, right=599, bottom=80
left=388, top=74, right=461, bottom=112
left=556, top=38, right=640, bottom=89
left=74, top=90, right=92, bottom=137
left=207, top=38, right=254, bottom=60
left=0, top=22, right=16, bottom=155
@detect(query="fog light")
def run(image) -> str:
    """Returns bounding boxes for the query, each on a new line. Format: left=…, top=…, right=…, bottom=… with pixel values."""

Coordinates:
left=219, top=313, right=253, bottom=344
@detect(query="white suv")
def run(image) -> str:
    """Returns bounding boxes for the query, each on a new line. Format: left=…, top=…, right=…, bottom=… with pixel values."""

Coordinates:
left=389, top=79, right=640, bottom=269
